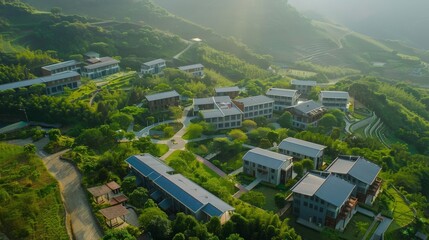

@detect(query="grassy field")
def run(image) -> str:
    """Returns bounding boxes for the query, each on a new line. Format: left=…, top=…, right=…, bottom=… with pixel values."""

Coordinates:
left=386, top=187, right=415, bottom=231
left=155, top=144, right=169, bottom=157
left=341, top=213, right=374, bottom=240
left=252, top=184, right=285, bottom=212
left=0, top=142, right=68, bottom=239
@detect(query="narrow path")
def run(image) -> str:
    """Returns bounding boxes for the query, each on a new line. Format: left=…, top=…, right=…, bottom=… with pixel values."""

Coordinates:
left=195, top=154, right=227, bottom=177
left=173, top=41, right=194, bottom=60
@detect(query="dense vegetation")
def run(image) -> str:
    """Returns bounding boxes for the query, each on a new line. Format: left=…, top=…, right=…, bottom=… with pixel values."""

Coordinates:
left=0, top=143, right=68, bottom=239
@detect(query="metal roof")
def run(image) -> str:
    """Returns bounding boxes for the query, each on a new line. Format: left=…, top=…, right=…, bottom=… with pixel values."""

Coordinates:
left=320, top=91, right=349, bottom=99
left=215, top=86, right=240, bottom=93
left=326, top=156, right=381, bottom=185
left=235, top=95, right=274, bottom=107
left=315, top=175, right=355, bottom=207
left=291, top=172, right=326, bottom=196
left=145, top=90, right=179, bottom=102
left=125, top=154, right=174, bottom=179
left=178, top=63, right=204, bottom=71
left=243, top=148, right=292, bottom=170
left=279, top=137, right=326, bottom=158
left=293, top=100, right=324, bottom=114
left=0, top=71, right=80, bottom=92
left=194, top=97, right=214, bottom=105
left=143, top=59, right=165, bottom=66
left=266, top=88, right=297, bottom=97
left=84, top=57, right=119, bottom=70
left=291, top=80, right=317, bottom=86
left=41, top=60, right=80, bottom=71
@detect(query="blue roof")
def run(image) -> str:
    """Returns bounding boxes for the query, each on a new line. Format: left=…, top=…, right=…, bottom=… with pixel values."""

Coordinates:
left=125, top=154, right=173, bottom=180
left=315, top=175, right=355, bottom=207
left=202, top=203, right=223, bottom=217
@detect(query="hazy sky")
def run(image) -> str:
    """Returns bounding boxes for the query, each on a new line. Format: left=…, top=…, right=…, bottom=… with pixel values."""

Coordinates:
left=288, top=0, right=429, bottom=49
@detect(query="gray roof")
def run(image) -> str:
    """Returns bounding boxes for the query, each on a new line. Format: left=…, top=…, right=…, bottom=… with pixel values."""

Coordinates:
left=291, top=79, right=317, bottom=86
left=0, top=71, right=80, bottom=92
left=266, top=88, right=297, bottom=97
left=320, top=91, right=349, bottom=99
left=293, top=100, right=324, bottom=114
left=243, top=148, right=292, bottom=170
left=178, top=64, right=204, bottom=71
left=235, top=95, right=274, bottom=107
left=84, top=57, right=119, bottom=70
left=143, top=59, right=165, bottom=66
left=201, top=109, right=224, bottom=118
left=145, top=90, right=179, bottom=102
left=215, top=86, right=240, bottom=93
left=279, top=137, right=326, bottom=158
left=84, top=51, right=99, bottom=57
left=292, top=173, right=355, bottom=207
left=193, top=96, right=231, bottom=106
left=41, top=60, right=80, bottom=71
left=326, top=156, right=381, bottom=185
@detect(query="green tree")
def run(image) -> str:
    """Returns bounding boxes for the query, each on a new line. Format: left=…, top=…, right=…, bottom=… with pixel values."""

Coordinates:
left=293, top=162, right=304, bottom=176
left=169, top=106, right=182, bottom=121
left=254, top=116, right=268, bottom=127
left=206, top=216, right=222, bottom=236
left=48, top=128, right=61, bottom=141
left=242, top=119, right=257, bottom=130
left=128, top=187, right=148, bottom=208
left=318, top=113, right=338, bottom=131
left=267, top=131, right=279, bottom=144
left=186, top=123, right=204, bottom=139
left=259, top=138, right=272, bottom=149
left=240, top=191, right=266, bottom=208
left=132, top=137, right=159, bottom=156
left=226, top=233, right=244, bottom=240
left=228, top=129, right=248, bottom=142
left=139, top=207, right=168, bottom=228
left=278, top=111, right=293, bottom=128
left=145, top=216, right=171, bottom=240
left=274, top=193, right=286, bottom=209
left=301, top=158, right=314, bottom=171
left=110, top=112, right=134, bottom=130
left=121, top=176, right=137, bottom=194
left=163, top=126, right=175, bottom=138
left=24, top=144, right=36, bottom=155
left=354, top=221, right=369, bottom=237
left=173, top=233, right=186, bottom=240
left=103, top=229, right=136, bottom=240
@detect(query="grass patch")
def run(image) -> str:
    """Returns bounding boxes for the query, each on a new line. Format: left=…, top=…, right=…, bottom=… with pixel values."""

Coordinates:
left=252, top=185, right=286, bottom=212
left=0, top=143, right=68, bottom=239
left=185, top=139, right=212, bottom=156
left=155, top=144, right=169, bottom=157
left=386, top=187, right=414, bottom=231
left=341, top=213, right=374, bottom=240
left=212, top=150, right=246, bottom=174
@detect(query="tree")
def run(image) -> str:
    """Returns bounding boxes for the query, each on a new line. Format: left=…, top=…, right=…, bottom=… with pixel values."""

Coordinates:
left=139, top=207, right=168, bottom=229
left=226, top=234, right=244, bottom=240
left=132, top=137, right=159, bottom=156
left=173, top=233, right=186, bottom=240
left=186, top=123, right=203, bottom=139
left=267, top=131, right=279, bottom=144
left=144, top=199, right=157, bottom=208
left=169, top=106, right=182, bottom=121
left=24, top=144, right=36, bottom=155
left=318, top=113, right=338, bottom=131
left=163, top=126, right=175, bottom=138
left=301, top=158, right=314, bottom=171
left=254, top=116, right=268, bottom=127
left=206, top=216, right=222, bottom=236
left=48, top=128, right=61, bottom=141
left=228, top=129, right=248, bottom=142
left=50, top=7, right=62, bottom=16
left=240, top=191, right=266, bottom=208
left=259, top=138, right=272, bottom=149
left=293, top=162, right=304, bottom=176
left=103, top=229, right=136, bottom=240
left=121, top=176, right=137, bottom=194
left=242, top=119, right=257, bottom=130
left=110, top=112, right=134, bottom=130
left=128, top=187, right=148, bottom=208
left=274, top=193, right=286, bottom=209
left=145, top=216, right=171, bottom=240
left=278, top=111, right=293, bottom=128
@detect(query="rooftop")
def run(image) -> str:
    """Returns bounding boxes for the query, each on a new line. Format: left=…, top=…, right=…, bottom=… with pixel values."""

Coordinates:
left=325, top=156, right=382, bottom=185
left=145, top=90, right=180, bottom=102
left=320, top=91, right=350, bottom=99
left=293, top=100, right=324, bottom=115
left=266, top=88, right=298, bottom=97
left=41, top=60, right=80, bottom=71
left=178, top=64, right=204, bottom=71
left=193, top=96, right=231, bottom=106
left=215, top=86, right=240, bottom=93
left=291, top=79, right=317, bottom=86
left=143, top=58, right=166, bottom=66
left=99, top=204, right=129, bottom=220
left=87, top=185, right=111, bottom=197
left=125, top=154, right=174, bottom=180
left=279, top=137, right=326, bottom=158
left=0, top=71, right=80, bottom=92
left=243, top=148, right=292, bottom=170
left=106, top=181, right=120, bottom=191
left=234, top=95, right=274, bottom=107
left=84, top=57, right=119, bottom=70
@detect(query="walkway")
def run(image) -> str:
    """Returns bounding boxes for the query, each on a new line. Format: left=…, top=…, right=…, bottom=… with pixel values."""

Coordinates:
left=173, top=41, right=194, bottom=60
left=357, top=206, right=376, bottom=218
left=245, top=178, right=262, bottom=191
left=195, top=154, right=227, bottom=177
left=370, top=216, right=393, bottom=240
left=228, top=167, right=243, bottom=176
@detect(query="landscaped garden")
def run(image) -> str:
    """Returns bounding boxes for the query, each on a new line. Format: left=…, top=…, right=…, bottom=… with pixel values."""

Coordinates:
left=150, top=122, right=183, bottom=139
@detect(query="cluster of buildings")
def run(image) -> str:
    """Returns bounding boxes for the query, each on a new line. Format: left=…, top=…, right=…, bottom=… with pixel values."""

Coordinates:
left=140, top=58, right=205, bottom=77
left=125, top=154, right=235, bottom=224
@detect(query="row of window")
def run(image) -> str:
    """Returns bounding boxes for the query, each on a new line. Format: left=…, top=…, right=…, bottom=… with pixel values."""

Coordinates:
left=217, top=121, right=241, bottom=129
left=206, top=114, right=240, bottom=123
left=47, top=81, right=79, bottom=94
left=243, top=103, right=273, bottom=111
left=244, top=110, right=272, bottom=118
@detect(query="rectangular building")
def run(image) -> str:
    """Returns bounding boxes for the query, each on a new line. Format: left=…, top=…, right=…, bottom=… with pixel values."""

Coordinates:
left=0, top=71, right=81, bottom=95
left=215, top=86, right=240, bottom=99
left=41, top=60, right=81, bottom=76
left=291, top=80, right=317, bottom=94
left=325, top=156, right=382, bottom=205
left=82, top=57, right=120, bottom=79
left=193, top=96, right=230, bottom=114
left=178, top=64, right=204, bottom=77
left=145, top=90, right=180, bottom=112
left=288, top=100, right=326, bottom=129
left=233, top=95, right=274, bottom=120
left=319, top=91, right=349, bottom=111
left=278, top=137, right=326, bottom=169
left=291, top=173, right=357, bottom=231
left=125, top=154, right=234, bottom=224
left=141, top=59, right=166, bottom=75
left=266, top=88, right=299, bottom=111
left=242, top=148, right=293, bottom=185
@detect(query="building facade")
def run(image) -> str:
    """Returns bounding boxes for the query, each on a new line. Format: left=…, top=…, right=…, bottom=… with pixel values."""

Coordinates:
left=125, top=154, right=235, bottom=224
left=278, top=137, right=327, bottom=169
left=141, top=59, right=166, bottom=75
left=233, top=95, right=274, bottom=120
left=291, top=173, right=358, bottom=231
left=41, top=60, right=81, bottom=76
left=319, top=91, right=349, bottom=111
left=291, top=80, right=317, bottom=95
left=288, top=100, right=326, bottom=129
left=325, top=156, right=382, bottom=205
left=243, top=148, right=293, bottom=185
left=145, top=90, right=180, bottom=112
left=266, top=88, right=299, bottom=111
left=82, top=57, right=120, bottom=79
left=215, top=86, right=240, bottom=99
left=178, top=64, right=204, bottom=77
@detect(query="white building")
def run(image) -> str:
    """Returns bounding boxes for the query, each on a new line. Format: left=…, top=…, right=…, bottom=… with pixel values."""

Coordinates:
left=288, top=100, right=326, bottom=129
left=319, top=91, right=350, bottom=111
left=196, top=96, right=243, bottom=130
left=41, top=60, right=81, bottom=76
left=82, top=57, right=120, bottom=79
left=178, top=64, right=204, bottom=77
left=291, top=79, right=317, bottom=94
left=243, top=148, right=293, bottom=185
left=141, top=59, right=166, bottom=75
left=233, top=95, right=274, bottom=120
left=278, top=137, right=327, bottom=169
left=266, top=88, right=299, bottom=111
left=215, top=86, right=240, bottom=99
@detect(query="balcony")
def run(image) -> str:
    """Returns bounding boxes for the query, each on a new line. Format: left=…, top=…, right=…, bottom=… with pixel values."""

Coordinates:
left=368, top=177, right=382, bottom=196
left=339, top=197, right=358, bottom=220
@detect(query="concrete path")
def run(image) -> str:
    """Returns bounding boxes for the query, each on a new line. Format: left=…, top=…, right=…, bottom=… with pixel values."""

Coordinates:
left=228, top=167, right=243, bottom=176
left=357, top=206, right=376, bottom=218
left=173, top=41, right=194, bottom=60
left=245, top=178, right=262, bottom=191
left=370, top=216, right=393, bottom=240
left=195, top=154, right=227, bottom=177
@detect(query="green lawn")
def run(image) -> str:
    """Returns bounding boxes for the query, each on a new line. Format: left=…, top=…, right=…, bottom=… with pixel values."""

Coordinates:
left=212, top=151, right=246, bottom=174
left=341, top=213, right=374, bottom=240
left=386, top=187, right=415, bottom=231
left=252, top=184, right=286, bottom=212
left=155, top=144, right=169, bottom=157
left=0, top=143, right=68, bottom=239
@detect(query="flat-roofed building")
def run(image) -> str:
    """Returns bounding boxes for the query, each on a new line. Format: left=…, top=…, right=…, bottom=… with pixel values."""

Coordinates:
left=243, top=148, right=293, bottom=185
left=233, top=95, right=274, bottom=120
left=266, top=88, right=299, bottom=110
left=82, top=57, right=120, bottom=79
left=145, top=90, right=180, bottom=112
left=125, top=154, right=235, bottom=224
left=291, top=172, right=358, bottom=231
left=291, top=79, right=317, bottom=94
left=41, top=60, right=81, bottom=76
left=215, top=86, right=240, bottom=99
left=178, top=64, right=204, bottom=77
left=319, top=91, right=349, bottom=111
left=0, top=71, right=81, bottom=95
left=193, top=96, right=230, bottom=114
left=278, top=137, right=327, bottom=169
left=141, top=59, right=166, bottom=75
left=325, top=156, right=382, bottom=205
left=288, top=100, right=326, bottom=129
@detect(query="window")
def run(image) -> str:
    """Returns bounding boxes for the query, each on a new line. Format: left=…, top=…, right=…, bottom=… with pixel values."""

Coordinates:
left=309, top=203, right=313, bottom=209
left=271, top=169, right=275, bottom=173
left=303, top=201, right=308, bottom=207
left=231, top=122, right=236, bottom=127
left=245, top=161, right=249, bottom=165
left=319, top=207, right=323, bottom=213
left=225, top=122, right=230, bottom=127
left=231, top=115, right=236, bottom=120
